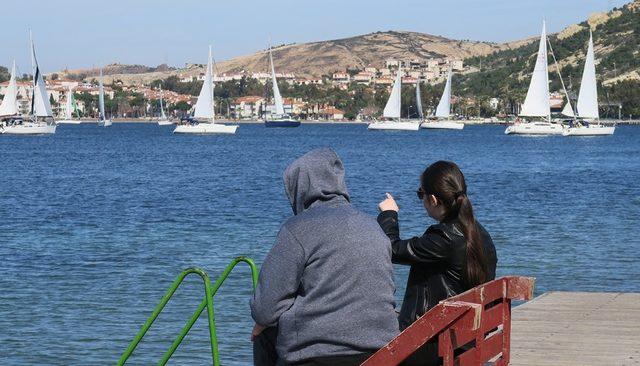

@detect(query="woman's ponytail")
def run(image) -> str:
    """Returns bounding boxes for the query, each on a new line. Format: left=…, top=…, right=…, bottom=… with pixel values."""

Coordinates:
left=456, top=193, right=487, bottom=287
left=421, top=162, right=489, bottom=288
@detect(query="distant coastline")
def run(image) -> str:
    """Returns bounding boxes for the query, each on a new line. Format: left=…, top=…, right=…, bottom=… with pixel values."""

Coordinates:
left=101, top=118, right=640, bottom=125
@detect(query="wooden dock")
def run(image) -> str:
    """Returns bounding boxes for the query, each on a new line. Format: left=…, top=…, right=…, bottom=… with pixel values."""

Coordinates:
left=510, top=291, right=640, bottom=365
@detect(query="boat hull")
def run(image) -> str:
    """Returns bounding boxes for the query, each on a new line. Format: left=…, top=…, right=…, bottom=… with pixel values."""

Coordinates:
left=562, top=125, right=615, bottom=136
left=505, top=122, right=563, bottom=135
left=157, top=119, right=173, bottom=126
left=98, top=119, right=112, bottom=127
left=2, top=123, right=56, bottom=135
left=420, top=121, right=465, bottom=130
left=57, top=119, right=82, bottom=125
left=368, top=121, right=420, bottom=131
left=264, top=119, right=301, bottom=127
left=173, top=123, right=238, bottom=134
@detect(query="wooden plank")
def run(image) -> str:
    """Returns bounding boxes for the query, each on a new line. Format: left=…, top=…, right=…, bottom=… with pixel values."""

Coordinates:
left=510, top=292, right=640, bottom=366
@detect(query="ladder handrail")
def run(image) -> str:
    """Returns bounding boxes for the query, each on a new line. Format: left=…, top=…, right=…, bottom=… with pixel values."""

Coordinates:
left=117, top=256, right=259, bottom=366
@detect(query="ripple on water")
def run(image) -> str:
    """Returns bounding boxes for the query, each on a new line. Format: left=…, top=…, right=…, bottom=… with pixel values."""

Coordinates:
left=0, top=123, right=639, bottom=365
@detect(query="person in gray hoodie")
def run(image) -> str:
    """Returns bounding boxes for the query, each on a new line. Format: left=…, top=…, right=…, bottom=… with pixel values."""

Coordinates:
left=250, top=147, right=399, bottom=366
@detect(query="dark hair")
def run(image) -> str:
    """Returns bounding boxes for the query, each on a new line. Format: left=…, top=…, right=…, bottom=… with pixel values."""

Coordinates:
left=421, top=161, right=488, bottom=287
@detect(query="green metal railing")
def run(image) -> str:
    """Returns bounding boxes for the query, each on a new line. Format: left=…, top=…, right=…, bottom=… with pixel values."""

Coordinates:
left=117, top=256, right=259, bottom=366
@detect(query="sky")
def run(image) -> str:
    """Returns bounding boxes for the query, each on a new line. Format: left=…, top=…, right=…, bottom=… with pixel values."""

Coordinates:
left=0, top=0, right=630, bottom=73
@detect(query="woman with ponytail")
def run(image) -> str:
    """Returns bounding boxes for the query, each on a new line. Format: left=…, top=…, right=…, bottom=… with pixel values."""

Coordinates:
left=377, top=161, right=497, bottom=366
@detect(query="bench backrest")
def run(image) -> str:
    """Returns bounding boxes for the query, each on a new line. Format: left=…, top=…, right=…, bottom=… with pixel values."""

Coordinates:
left=362, top=276, right=535, bottom=366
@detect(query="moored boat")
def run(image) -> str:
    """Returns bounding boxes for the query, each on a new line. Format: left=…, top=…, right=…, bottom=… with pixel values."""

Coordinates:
left=57, top=87, right=82, bottom=124
left=157, top=85, right=173, bottom=126
left=264, top=44, right=300, bottom=128
left=505, top=121, right=563, bottom=135
left=505, top=21, right=562, bottom=136
left=420, top=67, right=464, bottom=130
left=97, top=68, right=112, bottom=127
left=562, top=123, right=615, bottom=136
left=561, top=31, right=615, bottom=136
left=2, top=33, right=56, bottom=135
left=368, top=66, right=420, bottom=131
left=173, top=46, right=238, bottom=135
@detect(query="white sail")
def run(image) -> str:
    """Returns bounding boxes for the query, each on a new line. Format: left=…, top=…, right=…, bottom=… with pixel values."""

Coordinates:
left=193, top=45, right=214, bottom=121
left=0, top=60, right=18, bottom=116
left=269, top=46, right=285, bottom=115
left=561, top=101, right=575, bottom=117
left=435, top=67, right=452, bottom=118
left=520, top=21, right=550, bottom=118
left=31, top=35, right=53, bottom=118
left=159, top=85, right=167, bottom=119
left=383, top=67, right=402, bottom=119
left=65, top=87, right=73, bottom=119
left=576, top=31, right=599, bottom=119
left=98, top=68, right=106, bottom=120
left=415, top=79, right=424, bottom=119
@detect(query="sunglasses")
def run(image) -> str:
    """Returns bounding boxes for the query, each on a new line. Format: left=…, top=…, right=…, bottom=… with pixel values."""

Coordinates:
left=416, top=188, right=425, bottom=200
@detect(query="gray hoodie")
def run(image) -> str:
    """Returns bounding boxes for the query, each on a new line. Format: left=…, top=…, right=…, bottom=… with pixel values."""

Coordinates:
left=250, top=147, right=399, bottom=363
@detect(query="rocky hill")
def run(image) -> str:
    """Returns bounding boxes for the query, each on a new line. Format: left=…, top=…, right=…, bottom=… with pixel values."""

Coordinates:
left=52, top=31, right=526, bottom=85
left=213, top=31, right=527, bottom=77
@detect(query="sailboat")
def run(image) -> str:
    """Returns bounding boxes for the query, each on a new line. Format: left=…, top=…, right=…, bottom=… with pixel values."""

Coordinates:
left=368, top=66, right=420, bottom=131
left=416, top=78, right=424, bottom=121
left=97, top=68, right=112, bottom=127
left=562, top=31, right=615, bottom=136
left=174, top=46, right=238, bottom=134
left=264, top=45, right=300, bottom=127
left=0, top=60, right=20, bottom=132
left=2, top=33, right=56, bottom=135
left=421, top=67, right=464, bottom=130
left=505, top=21, right=562, bottom=135
left=57, top=87, right=82, bottom=124
left=157, top=85, right=172, bottom=125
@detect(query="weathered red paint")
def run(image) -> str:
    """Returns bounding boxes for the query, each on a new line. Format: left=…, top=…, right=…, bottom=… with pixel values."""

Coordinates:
left=361, top=276, right=535, bottom=366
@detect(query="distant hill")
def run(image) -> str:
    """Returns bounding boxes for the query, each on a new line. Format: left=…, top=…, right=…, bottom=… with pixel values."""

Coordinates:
left=55, top=63, right=175, bottom=81
left=456, top=0, right=640, bottom=114
left=51, top=31, right=527, bottom=85
left=213, top=31, right=527, bottom=77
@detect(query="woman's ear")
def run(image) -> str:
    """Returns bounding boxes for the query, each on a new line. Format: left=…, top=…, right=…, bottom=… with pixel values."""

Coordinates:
left=429, top=194, right=438, bottom=207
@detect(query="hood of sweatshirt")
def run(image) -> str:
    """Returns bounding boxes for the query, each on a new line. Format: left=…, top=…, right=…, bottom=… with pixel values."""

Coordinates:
left=283, top=147, right=350, bottom=215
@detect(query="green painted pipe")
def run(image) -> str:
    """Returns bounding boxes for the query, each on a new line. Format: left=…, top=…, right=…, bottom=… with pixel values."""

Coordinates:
left=117, top=257, right=259, bottom=366
left=159, top=257, right=259, bottom=365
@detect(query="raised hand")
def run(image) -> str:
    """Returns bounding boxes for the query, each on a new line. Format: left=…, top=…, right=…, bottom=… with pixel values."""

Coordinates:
left=378, top=192, right=399, bottom=212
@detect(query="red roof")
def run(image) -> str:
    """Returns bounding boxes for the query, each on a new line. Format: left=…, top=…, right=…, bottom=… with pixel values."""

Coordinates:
left=234, top=96, right=264, bottom=103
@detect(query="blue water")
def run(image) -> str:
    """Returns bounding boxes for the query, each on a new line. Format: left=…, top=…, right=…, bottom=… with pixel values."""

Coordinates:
left=1, top=123, right=639, bottom=365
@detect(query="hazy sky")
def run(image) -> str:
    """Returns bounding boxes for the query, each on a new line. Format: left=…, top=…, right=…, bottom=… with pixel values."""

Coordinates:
left=0, top=0, right=629, bottom=73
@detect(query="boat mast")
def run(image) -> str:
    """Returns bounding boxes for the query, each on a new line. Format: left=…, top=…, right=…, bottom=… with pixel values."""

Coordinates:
left=209, top=45, right=215, bottom=123
left=29, top=30, right=36, bottom=118
left=547, top=37, right=576, bottom=123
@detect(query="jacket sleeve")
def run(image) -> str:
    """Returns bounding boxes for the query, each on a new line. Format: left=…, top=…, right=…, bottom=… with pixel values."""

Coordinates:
left=377, top=210, right=451, bottom=265
left=250, top=225, right=306, bottom=327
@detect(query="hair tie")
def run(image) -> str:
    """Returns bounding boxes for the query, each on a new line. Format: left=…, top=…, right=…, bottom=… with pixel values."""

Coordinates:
left=454, top=191, right=466, bottom=199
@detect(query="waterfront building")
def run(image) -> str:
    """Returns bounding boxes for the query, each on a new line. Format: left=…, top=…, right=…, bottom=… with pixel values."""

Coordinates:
left=332, top=72, right=350, bottom=84
left=318, top=107, right=345, bottom=120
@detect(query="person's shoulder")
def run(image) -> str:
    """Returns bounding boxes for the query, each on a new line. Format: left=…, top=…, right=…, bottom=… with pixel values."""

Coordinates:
left=286, top=204, right=377, bottom=229
left=428, top=222, right=459, bottom=241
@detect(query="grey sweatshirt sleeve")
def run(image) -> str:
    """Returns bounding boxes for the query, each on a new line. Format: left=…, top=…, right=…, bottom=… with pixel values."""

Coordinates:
left=250, top=225, right=306, bottom=327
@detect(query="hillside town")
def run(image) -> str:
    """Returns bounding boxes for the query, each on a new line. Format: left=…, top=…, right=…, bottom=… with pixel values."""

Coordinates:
left=0, top=57, right=475, bottom=121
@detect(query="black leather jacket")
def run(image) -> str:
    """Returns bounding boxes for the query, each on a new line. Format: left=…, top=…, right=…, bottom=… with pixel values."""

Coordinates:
left=377, top=211, right=497, bottom=330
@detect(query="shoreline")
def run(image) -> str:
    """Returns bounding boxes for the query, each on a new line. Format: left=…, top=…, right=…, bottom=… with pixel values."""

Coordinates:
left=92, top=118, right=640, bottom=125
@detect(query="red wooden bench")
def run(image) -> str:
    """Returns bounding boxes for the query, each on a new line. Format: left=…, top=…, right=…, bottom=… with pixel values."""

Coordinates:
left=362, top=276, right=535, bottom=366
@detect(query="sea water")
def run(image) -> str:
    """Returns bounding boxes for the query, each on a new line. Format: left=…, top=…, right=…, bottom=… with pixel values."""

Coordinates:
left=1, top=123, right=638, bottom=364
